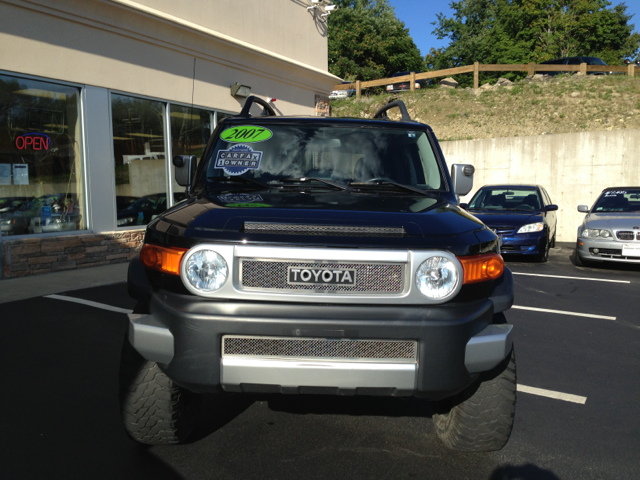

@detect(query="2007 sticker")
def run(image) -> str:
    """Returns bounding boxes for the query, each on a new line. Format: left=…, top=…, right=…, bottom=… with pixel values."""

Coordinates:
left=220, top=125, right=272, bottom=143
left=214, top=144, right=262, bottom=176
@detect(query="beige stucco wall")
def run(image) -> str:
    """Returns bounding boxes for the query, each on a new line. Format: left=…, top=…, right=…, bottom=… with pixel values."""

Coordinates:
left=0, top=0, right=338, bottom=114
left=131, top=0, right=329, bottom=71
left=440, top=129, right=640, bottom=242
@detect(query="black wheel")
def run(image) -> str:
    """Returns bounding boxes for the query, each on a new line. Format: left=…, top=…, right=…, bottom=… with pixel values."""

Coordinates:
left=535, top=237, right=550, bottom=263
left=119, top=338, right=203, bottom=445
left=433, top=349, right=516, bottom=452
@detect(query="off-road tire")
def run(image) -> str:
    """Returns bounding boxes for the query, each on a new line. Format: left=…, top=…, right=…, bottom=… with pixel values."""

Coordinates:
left=119, top=338, right=203, bottom=445
left=433, top=349, right=516, bottom=452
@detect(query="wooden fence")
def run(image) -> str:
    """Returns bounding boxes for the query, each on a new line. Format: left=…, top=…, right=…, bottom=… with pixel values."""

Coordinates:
left=333, top=62, right=640, bottom=98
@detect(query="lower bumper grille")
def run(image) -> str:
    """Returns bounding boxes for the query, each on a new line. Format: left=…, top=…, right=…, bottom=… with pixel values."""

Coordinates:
left=222, top=336, right=418, bottom=363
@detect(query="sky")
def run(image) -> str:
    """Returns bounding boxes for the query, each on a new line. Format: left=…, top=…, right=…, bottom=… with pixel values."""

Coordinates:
left=387, top=0, right=640, bottom=58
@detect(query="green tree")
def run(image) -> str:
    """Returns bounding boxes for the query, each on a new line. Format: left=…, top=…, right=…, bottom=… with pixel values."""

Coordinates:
left=430, top=0, right=640, bottom=71
left=328, top=0, right=425, bottom=81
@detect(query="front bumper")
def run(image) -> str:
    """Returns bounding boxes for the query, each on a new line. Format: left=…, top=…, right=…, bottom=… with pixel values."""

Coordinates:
left=127, top=268, right=514, bottom=400
left=499, top=232, right=546, bottom=256
left=577, top=238, right=640, bottom=263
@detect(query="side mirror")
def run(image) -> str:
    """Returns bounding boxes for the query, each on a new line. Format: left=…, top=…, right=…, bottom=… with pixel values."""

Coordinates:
left=577, top=205, right=589, bottom=213
left=459, top=203, right=469, bottom=210
left=451, top=164, right=475, bottom=196
left=545, top=204, right=558, bottom=212
left=173, top=155, right=197, bottom=190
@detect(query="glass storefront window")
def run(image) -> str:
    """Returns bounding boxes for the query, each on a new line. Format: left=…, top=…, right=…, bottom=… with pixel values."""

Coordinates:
left=111, top=94, right=167, bottom=228
left=0, top=74, right=84, bottom=236
left=169, top=105, right=212, bottom=202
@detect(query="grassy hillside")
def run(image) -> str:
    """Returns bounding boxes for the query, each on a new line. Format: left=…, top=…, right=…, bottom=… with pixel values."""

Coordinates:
left=330, top=75, right=640, bottom=141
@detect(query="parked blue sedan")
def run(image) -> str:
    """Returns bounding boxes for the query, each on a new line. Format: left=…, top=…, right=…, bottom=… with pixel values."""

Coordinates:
left=462, top=185, right=558, bottom=262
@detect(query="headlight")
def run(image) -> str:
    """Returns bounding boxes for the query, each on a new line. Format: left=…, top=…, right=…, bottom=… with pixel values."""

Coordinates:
left=184, top=249, right=228, bottom=292
left=517, top=223, right=544, bottom=234
left=415, top=256, right=460, bottom=300
left=582, top=229, right=612, bottom=238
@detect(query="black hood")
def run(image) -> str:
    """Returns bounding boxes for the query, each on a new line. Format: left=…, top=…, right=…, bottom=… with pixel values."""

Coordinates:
left=145, top=190, right=498, bottom=256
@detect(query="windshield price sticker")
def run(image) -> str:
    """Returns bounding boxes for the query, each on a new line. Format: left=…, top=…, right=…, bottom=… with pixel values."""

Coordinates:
left=220, top=126, right=273, bottom=143
left=214, top=144, right=262, bottom=176
left=605, top=190, right=627, bottom=196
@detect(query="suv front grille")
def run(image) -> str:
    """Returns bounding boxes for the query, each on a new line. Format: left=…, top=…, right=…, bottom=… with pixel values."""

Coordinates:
left=243, top=222, right=406, bottom=237
left=222, top=336, right=417, bottom=362
left=240, top=260, right=404, bottom=293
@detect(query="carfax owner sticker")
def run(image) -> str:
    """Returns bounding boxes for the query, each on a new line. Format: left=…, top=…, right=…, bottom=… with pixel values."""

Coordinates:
left=215, top=144, right=263, bottom=176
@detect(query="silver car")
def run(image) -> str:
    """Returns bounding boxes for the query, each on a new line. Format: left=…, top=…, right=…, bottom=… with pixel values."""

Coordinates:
left=575, top=187, right=640, bottom=266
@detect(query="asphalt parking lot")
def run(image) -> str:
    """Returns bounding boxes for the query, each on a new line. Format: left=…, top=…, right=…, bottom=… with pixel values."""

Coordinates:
left=1, top=246, right=639, bottom=480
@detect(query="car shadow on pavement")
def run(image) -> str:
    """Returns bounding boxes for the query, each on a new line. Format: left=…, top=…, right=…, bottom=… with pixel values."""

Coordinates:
left=0, top=297, right=186, bottom=480
left=265, top=393, right=434, bottom=418
left=490, top=463, right=561, bottom=480
left=188, top=393, right=255, bottom=443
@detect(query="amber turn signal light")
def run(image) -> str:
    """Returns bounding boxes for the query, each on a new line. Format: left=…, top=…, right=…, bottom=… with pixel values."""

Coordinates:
left=140, top=244, right=188, bottom=275
left=458, top=253, right=504, bottom=285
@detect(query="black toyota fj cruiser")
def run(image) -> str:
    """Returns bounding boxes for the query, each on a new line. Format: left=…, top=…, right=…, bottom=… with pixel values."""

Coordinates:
left=122, top=97, right=516, bottom=452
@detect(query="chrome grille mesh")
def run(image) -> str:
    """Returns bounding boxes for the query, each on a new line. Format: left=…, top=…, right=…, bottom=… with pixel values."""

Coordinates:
left=222, top=336, right=417, bottom=361
left=244, top=222, right=405, bottom=237
left=240, top=260, right=404, bottom=293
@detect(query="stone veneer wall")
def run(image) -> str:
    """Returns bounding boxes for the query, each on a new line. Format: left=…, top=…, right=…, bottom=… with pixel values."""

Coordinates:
left=1, top=230, right=144, bottom=279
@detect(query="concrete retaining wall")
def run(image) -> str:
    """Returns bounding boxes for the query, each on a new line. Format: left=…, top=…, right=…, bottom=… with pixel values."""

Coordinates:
left=440, top=129, right=640, bottom=242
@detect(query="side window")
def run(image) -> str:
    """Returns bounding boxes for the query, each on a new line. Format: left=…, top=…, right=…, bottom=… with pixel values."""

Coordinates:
left=567, top=58, right=581, bottom=65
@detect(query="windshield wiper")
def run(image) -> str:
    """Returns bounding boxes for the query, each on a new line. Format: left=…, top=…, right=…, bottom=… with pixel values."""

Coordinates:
left=350, top=179, right=433, bottom=196
left=207, top=175, right=269, bottom=190
left=275, top=177, right=348, bottom=191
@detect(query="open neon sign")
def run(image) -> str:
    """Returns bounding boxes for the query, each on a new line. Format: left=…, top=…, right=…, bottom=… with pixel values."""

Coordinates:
left=15, top=133, right=51, bottom=151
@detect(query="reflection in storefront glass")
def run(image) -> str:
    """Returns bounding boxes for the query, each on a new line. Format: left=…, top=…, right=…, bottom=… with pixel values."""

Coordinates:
left=111, top=94, right=167, bottom=228
left=169, top=104, right=212, bottom=202
left=0, top=74, right=84, bottom=236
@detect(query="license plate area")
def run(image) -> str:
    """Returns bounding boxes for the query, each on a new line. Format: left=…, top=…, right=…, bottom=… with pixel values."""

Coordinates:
left=622, top=243, right=640, bottom=257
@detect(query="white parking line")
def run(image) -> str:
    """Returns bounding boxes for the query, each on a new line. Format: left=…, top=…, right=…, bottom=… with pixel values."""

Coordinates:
left=518, top=384, right=587, bottom=404
left=512, top=305, right=616, bottom=321
left=45, top=294, right=133, bottom=314
left=512, top=272, right=630, bottom=284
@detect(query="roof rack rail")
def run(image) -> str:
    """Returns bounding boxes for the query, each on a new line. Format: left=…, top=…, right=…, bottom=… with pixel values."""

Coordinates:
left=237, top=95, right=278, bottom=118
left=373, top=100, right=415, bottom=122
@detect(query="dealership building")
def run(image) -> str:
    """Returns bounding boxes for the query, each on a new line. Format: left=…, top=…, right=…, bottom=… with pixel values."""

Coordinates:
left=0, top=0, right=339, bottom=278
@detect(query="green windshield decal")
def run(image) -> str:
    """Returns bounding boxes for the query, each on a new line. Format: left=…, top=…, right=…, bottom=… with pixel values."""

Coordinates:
left=220, top=126, right=273, bottom=143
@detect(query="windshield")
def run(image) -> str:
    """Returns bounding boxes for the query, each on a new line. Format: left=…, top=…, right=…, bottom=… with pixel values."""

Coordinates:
left=203, top=124, right=443, bottom=191
left=592, top=189, right=640, bottom=212
left=469, top=188, right=542, bottom=211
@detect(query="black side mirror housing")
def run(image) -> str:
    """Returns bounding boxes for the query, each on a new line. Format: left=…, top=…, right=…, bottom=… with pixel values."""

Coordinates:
left=459, top=203, right=469, bottom=210
left=173, top=155, right=197, bottom=189
left=545, top=204, right=558, bottom=212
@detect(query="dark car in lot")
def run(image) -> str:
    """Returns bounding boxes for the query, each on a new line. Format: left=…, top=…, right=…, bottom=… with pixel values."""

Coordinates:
left=386, top=71, right=426, bottom=92
left=122, top=97, right=516, bottom=452
left=540, top=56, right=612, bottom=75
left=116, top=193, right=183, bottom=227
left=462, top=185, right=558, bottom=262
